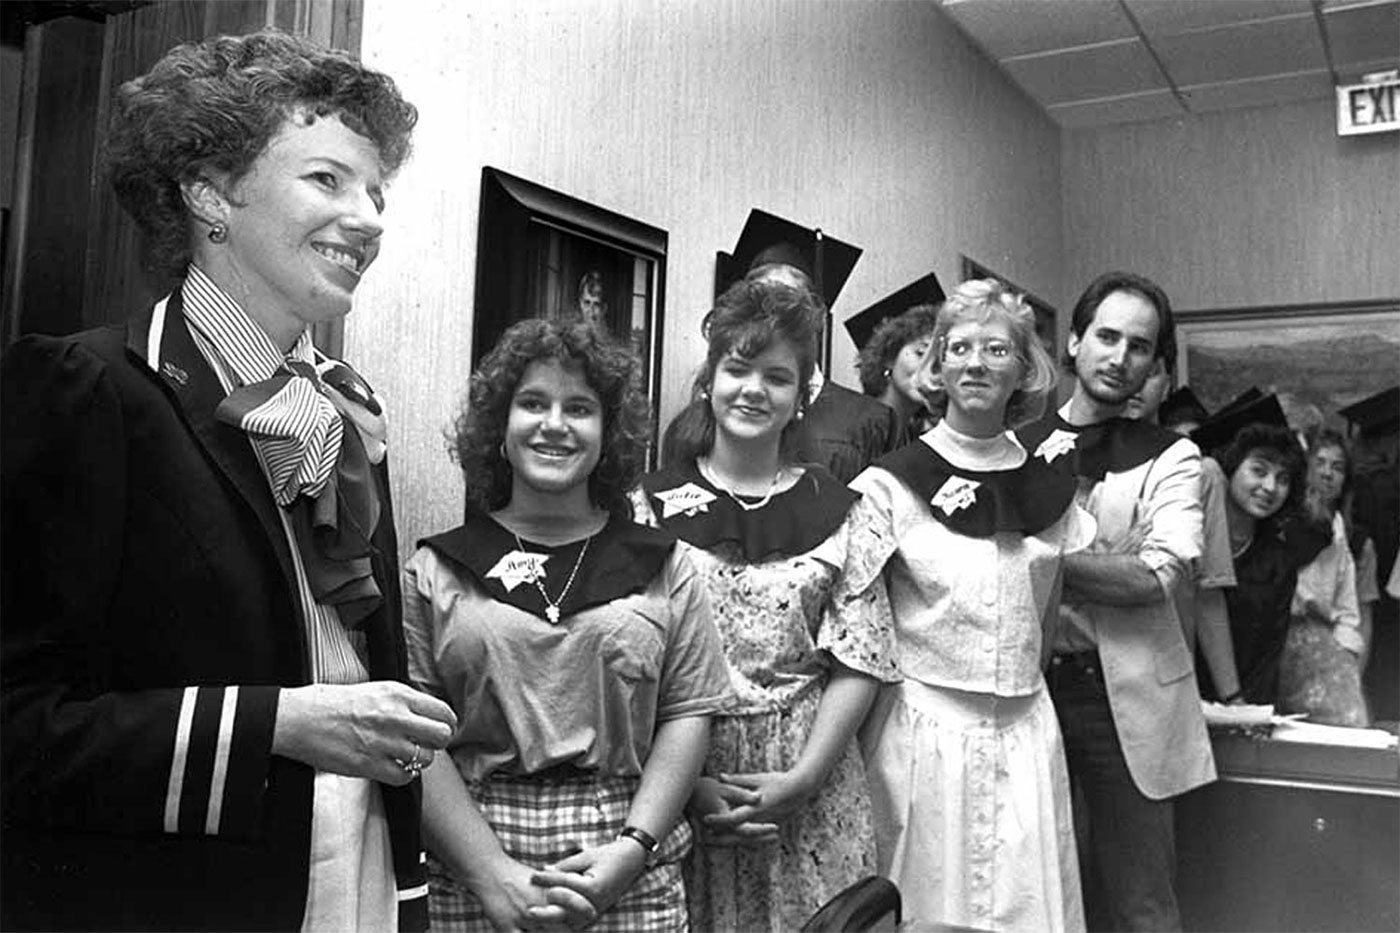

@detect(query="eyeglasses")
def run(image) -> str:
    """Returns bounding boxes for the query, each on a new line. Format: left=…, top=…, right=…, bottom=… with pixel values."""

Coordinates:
left=940, top=337, right=1017, bottom=368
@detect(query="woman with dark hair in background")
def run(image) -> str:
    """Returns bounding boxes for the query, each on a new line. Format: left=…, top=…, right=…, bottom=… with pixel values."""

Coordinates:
left=857, top=303, right=942, bottom=443
left=1217, top=421, right=1333, bottom=705
left=636, top=278, right=898, bottom=932
left=404, top=319, right=731, bottom=931
left=1, top=30, right=454, bottom=931
left=846, top=279, right=1092, bottom=932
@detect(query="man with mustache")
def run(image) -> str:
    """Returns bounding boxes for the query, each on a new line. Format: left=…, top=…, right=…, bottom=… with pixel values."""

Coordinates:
left=1018, top=272, right=1213, bottom=932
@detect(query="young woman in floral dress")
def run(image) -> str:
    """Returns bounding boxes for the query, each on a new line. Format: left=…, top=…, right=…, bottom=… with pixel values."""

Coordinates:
left=634, top=278, right=898, bottom=931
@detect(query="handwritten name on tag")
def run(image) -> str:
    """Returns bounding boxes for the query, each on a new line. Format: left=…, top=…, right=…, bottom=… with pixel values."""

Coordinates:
left=1035, top=429, right=1077, bottom=464
left=654, top=482, right=717, bottom=519
left=485, top=550, right=549, bottom=592
left=931, top=476, right=981, bottom=516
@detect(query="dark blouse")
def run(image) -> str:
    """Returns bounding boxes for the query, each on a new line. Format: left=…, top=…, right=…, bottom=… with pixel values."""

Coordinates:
left=1225, top=518, right=1330, bottom=704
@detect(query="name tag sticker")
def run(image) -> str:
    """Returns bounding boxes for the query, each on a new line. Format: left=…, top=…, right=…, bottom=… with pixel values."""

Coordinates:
left=654, top=482, right=717, bottom=519
left=1036, top=429, right=1078, bottom=464
left=485, top=550, right=549, bottom=592
left=932, top=476, right=981, bottom=516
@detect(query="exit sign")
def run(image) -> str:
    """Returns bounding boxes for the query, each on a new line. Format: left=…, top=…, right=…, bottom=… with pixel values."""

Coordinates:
left=1336, top=72, right=1399, bottom=136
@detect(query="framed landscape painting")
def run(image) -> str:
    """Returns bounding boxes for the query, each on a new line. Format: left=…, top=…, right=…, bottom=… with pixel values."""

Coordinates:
left=1174, top=300, right=1400, bottom=425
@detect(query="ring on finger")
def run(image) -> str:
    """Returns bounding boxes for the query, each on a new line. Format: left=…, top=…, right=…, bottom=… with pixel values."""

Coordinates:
left=394, top=741, right=425, bottom=775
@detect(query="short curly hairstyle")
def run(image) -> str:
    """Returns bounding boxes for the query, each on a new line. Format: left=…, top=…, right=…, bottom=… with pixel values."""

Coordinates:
left=451, top=319, right=651, bottom=516
left=922, top=279, right=1058, bottom=429
left=857, top=304, right=939, bottom=397
left=662, top=278, right=823, bottom=468
left=1218, top=423, right=1309, bottom=526
left=105, top=29, right=418, bottom=277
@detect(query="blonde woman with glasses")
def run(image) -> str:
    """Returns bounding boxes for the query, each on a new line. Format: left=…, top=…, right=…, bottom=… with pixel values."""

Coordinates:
left=841, top=280, right=1095, bottom=932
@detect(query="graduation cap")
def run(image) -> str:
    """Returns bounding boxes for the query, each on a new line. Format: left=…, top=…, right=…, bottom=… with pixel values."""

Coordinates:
left=842, top=272, right=946, bottom=352
left=1338, top=386, right=1399, bottom=437
left=1158, top=386, right=1208, bottom=427
left=1190, top=391, right=1288, bottom=456
left=1212, top=387, right=1264, bottom=420
left=714, top=208, right=862, bottom=308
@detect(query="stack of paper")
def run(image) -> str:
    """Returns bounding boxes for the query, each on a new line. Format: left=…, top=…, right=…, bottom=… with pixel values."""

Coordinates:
left=1270, top=720, right=1399, bottom=749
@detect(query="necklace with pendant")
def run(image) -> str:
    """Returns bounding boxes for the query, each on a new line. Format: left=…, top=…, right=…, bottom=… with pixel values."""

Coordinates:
left=513, top=532, right=592, bottom=623
left=699, top=457, right=783, bottom=512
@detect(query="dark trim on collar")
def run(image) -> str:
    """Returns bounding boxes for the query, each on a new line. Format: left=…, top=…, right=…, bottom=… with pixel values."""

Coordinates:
left=639, top=461, right=858, bottom=562
left=419, top=512, right=677, bottom=623
left=874, top=439, right=1076, bottom=537
left=1017, top=412, right=1181, bottom=481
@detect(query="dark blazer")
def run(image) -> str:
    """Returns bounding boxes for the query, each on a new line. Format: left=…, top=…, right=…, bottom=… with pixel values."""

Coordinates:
left=798, top=380, right=900, bottom=485
left=0, top=291, right=427, bottom=931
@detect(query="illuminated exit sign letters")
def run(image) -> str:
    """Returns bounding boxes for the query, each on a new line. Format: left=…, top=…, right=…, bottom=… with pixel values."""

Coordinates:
left=1337, top=72, right=1399, bottom=136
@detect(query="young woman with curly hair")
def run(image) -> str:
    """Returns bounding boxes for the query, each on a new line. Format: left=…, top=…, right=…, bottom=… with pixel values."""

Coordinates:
left=636, top=279, right=899, bottom=932
left=1215, top=421, right=1335, bottom=705
left=403, top=319, right=731, bottom=932
left=2, top=29, right=447, bottom=931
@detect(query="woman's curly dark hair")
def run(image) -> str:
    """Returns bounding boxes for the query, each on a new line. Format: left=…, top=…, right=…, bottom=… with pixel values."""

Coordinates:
left=451, top=319, right=651, bottom=516
left=661, top=279, right=823, bottom=468
left=1218, top=423, right=1310, bottom=529
left=857, top=304, right=939, bottom=397
left=105, top=29, right=418, bottom=277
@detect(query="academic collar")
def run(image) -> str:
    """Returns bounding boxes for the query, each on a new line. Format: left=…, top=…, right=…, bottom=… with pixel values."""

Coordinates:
left=639, top=460, right=858, bottom=562
left=419, top=511, right=677, bottom=624
left=874, top=434, right=1076, bottom=537
left=1015, top=403, right=1181, bottom=481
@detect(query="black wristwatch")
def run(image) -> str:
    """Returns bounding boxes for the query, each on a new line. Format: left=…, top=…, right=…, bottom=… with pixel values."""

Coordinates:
left=617, top=825, right=660, bottom=857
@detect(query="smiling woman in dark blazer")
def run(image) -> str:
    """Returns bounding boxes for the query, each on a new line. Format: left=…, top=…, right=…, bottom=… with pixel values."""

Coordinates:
left=0, top=30, right=455, bottom=931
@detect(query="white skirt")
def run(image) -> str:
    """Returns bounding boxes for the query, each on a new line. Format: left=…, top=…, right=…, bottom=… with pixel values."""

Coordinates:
left=860, top=679, right=1084, bottom=933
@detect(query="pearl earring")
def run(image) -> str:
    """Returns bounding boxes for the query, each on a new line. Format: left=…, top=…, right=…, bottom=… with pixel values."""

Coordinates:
left=208, top=223, right=228, bottom=244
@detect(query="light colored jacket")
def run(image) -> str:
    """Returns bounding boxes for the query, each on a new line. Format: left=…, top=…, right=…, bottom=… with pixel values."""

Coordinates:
left=1078, top=435, right=1217, bottom=800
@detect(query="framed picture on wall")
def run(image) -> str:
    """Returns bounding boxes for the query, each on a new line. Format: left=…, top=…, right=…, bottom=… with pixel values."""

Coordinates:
left=474, top=167, right=667, bottom=441
left=1174, top=300, right=1400, bottom=424
left=960, top=256, right=1058, bottom=360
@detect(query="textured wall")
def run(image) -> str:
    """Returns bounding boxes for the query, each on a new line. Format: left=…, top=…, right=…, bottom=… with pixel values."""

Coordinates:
left=1062, top=97, right=1400, bottom=312
left=350, top=0, right=1063, bottom=556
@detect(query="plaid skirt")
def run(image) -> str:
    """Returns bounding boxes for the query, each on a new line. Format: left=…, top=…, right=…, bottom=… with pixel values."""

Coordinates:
left=428, top=771, right=692, bottom=932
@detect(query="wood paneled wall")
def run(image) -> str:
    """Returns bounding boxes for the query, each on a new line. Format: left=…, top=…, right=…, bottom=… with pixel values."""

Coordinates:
left=350, top=0, right=1065, bottom=557
left=1062, top=98, right=1400, bottom=311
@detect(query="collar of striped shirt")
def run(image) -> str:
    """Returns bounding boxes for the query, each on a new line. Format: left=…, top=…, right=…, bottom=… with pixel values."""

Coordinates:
left=181, top=263, right=316, bottom=386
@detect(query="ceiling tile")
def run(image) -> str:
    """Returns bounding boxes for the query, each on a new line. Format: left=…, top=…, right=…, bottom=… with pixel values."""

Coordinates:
left=939, top=0, right=1135, bottom=58
left=1126, top=0, right=1314, bottom=37
left=1181, top=69, right=1335, bottom=113
left=1152, top=14, right=1325, bottom=85
left=1003, top=39, right=1166, bottom=105
left=1048, top=89, right=1184, bottom=128
left=1324, top=2, right=1400, bottom=70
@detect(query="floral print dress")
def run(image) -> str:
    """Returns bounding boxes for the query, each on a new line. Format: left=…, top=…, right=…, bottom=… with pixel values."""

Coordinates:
left=632, top=463, right=898, bottom=932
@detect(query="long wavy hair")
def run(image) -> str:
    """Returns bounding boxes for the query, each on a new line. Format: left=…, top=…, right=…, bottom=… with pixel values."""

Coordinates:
left=661, top=278, right=823, bottom=467
left=921, top=279, right=1058, bottom=429
left=451, top=319, right=651, bottom=516
left=105, top=29, right=417, bottom=276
